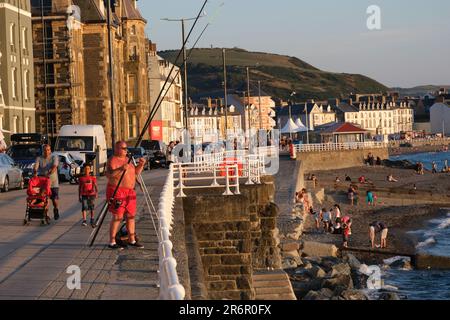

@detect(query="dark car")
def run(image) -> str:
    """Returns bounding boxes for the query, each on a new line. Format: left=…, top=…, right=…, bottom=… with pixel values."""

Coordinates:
left=141, top=140, right=166, bottom=168
left=7, top=134, right=47, bottom=185
left=127, top=147, right=152, bottom=170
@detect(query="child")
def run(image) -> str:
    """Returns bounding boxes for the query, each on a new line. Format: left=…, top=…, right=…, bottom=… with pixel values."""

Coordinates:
left=342, top=216, right=352, bottom=248
left=78, top=165, right=98, bottom=227
left=322, top=208, right=331, bottom=233
left=30, top=188, right=47, bottom=207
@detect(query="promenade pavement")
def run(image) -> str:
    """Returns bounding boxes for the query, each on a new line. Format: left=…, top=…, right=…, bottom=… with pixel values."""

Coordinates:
left=0, top=169, right=168, bottom=300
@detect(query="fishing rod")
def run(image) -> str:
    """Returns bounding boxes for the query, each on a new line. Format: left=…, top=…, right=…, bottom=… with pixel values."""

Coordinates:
left=88, top=0, right=209, bottom=247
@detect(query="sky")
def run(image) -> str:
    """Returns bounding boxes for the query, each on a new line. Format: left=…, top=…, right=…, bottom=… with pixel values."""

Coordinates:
left=139, top=0, right=450, bottom=88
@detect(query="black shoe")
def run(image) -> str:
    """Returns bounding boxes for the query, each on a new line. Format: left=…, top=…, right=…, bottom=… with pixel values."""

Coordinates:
left=90, top=219, right=96, bottom=228
left=128, top=241, right=144, bottom=249
left=108, top=243, right=123, bottom=250
left=54, top=209, right=60, bottom=221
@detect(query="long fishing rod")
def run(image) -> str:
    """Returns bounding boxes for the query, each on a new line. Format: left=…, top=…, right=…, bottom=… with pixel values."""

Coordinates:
left=88, top=0, right=209, bottom=247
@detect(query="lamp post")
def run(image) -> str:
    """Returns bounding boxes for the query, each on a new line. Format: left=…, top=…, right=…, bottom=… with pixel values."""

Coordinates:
left=105, top=0, right=116, bottom=147
left=162, top=14, right=206, bottom=132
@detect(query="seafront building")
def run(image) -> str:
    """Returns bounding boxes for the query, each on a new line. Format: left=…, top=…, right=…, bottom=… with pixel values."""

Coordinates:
left=0, top=0, right=35, bottom=144
left=430, top=101, right=450, bottom=136
left=31, top=0, right=150, bottom=146
left=147, top=42, right=184, bottom=144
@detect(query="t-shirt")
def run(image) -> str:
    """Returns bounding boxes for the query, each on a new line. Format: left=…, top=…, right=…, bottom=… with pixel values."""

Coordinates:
left=322, top=211, right=331, bottom=221
left=36, top=155, right=59, bottom=188
left=79, top=176, right=97, bottom=196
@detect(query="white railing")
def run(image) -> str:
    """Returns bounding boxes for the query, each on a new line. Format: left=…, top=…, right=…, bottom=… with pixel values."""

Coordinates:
left=158, top=165, right=185, bottom=300
left=174, top=153, right=266, bottom=198
left=295, top=141, right=387, bottom=153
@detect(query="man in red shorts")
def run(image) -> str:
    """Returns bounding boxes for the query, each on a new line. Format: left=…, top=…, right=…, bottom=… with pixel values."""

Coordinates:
left=106, top=141, right=146, bottom=249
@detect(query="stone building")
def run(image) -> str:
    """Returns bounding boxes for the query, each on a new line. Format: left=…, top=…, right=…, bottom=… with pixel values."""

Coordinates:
left=31, top=0, right=150, bottom=146
left=147, top=42, right=183, bottom=144
left=0, top=0, right=36, bottom=144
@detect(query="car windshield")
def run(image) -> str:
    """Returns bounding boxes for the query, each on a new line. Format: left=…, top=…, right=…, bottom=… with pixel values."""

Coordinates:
left=55, top=137, right=94, bottom=152
left=128, top=148, right=143, bottom=156
left=8, top=145, right=42, bottom=160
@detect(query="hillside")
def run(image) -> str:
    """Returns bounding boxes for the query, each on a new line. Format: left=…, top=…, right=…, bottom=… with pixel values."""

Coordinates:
left=158, top=48, right=388, bottom=101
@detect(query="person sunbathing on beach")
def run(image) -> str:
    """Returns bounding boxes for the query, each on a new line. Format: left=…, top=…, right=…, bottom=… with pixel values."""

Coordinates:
left=387, top=174, right=398, bottom=182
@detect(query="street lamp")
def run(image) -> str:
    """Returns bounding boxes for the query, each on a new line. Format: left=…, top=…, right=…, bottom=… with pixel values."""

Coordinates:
left=162, top=13, right=206, bottom=132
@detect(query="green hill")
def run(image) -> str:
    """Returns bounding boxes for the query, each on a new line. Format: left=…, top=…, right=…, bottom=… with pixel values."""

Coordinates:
left=158, top=47, right=389, bottom=101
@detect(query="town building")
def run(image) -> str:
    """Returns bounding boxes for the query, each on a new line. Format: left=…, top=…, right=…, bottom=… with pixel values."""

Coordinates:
left=147, top=43, right=184, bottom=144
left=335, top=101, right=414, bottom=136
left=317, top=122, right=368, bottom=144
left=245, top=94, right=276, bottom=131
left=275, top=102, right=337, bottom=131
left=0, top=0, right=35, bottom=144
left=31, top=0, right=150, bottom=146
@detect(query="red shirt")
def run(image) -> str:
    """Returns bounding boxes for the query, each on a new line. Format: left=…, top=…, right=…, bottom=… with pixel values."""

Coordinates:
left=79, top=176, right=97, bottom=196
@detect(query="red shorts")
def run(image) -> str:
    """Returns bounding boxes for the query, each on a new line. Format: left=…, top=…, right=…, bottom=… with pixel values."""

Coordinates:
left=106, top=185, right=137, bottom=220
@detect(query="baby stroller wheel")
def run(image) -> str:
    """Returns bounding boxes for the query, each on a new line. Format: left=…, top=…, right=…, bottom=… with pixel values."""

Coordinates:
left=23, top=219, right=29, bottom=226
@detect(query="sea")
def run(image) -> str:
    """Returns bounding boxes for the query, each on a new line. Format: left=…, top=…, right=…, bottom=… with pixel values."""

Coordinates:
left=371, top=151, right=450, bottom=300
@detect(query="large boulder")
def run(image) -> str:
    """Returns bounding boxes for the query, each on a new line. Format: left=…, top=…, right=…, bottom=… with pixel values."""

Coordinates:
left=322, top=275, right=354, bottom=291
left=330, top=263, right=352, bottom=277
left=344, top=253, right=362, bottom=270
left=282, top=257, right=298, bottom=270
left=340, top=290, right=369, bottom=300
left=320, top=257, right=342, bottom=272
left=293, top=279, right=323, bottom=299
left=303, top=288, right=334, bottom=300
left=389, top=259, right=412, bottom=270
left=306, top=266, right=327, bottom=279
left=302, top=241, right=339, bottom=258
left=379, top=292, right=401, bottom=300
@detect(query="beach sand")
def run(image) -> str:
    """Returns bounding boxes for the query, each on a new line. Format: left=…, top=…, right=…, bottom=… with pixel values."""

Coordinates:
left=301, top=165, right=450, bottom=263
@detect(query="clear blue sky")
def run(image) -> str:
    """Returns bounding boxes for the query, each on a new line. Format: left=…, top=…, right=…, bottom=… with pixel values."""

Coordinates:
left=139, top=0, right=450, bottom=88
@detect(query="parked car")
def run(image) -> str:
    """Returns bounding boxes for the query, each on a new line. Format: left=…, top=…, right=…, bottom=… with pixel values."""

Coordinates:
left=0, top=153, right=24, bottom=192
left=141, top=140, right=166, bottom=168
left=127, top=147, right=152, bottom=170
left=52, top=152, right=83, bottom=183
left=7, top=134, right=47, bottom=185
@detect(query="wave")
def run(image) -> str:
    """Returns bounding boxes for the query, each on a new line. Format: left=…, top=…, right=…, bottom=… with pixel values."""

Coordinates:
left=437, top=218, right=450, bottom=230
left=416, top=237, right=436, bottom=249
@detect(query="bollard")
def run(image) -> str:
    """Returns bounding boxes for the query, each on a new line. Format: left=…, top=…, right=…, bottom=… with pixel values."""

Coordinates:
left=234, top=164, right=241, bottom=195
left=211, top=163, right=220, bottom=187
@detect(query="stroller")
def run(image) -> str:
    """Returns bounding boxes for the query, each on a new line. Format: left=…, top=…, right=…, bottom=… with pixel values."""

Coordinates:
left=24, top=176, right=52, bottom=226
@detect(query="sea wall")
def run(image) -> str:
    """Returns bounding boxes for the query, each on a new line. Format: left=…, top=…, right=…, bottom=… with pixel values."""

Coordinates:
left=297, top=147, right=389, bottom=172
left=181, top=177, right=282, bottom=300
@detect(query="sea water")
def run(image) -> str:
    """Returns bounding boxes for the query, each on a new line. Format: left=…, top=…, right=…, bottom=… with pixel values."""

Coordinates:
left=390, top=150, right=450, bottom=171
left=379, top=152, right=450, bottom=299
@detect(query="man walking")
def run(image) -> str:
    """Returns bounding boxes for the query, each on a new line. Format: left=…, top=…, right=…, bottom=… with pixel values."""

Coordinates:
left=369, top=221, right=388, bottom=249
left=34, top=144, right=60, bottom=220
left=106, top=141, right=146, bottom=249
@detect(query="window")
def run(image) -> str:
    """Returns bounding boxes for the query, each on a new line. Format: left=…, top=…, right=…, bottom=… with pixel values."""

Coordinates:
left=131, top=25, right=136, bottom=35
left=10, top=23, right=16, bottom=48
left=25, top=117, right=30, bottom=133
left=128, top=113, right=137, bottom=138
left=22, top=27, right=28, bottom=51
left=24, top=70, right=30, bottom=101
left=127, top=74, right=137, bottom=103
left=13, top=116, right=19, bottom=134
left=12, top=68, right=17, bottom=99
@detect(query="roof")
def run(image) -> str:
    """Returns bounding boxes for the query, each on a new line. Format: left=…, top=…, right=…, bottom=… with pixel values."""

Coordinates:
left=122, top=0, right=146, bottom=22
left=275, top=103, right=333, bottom=117
left=335, top=103, right=358, bottom=113
left=320, top=122, right=367, bottom=134
left=72, top=0, right=105, bottom=22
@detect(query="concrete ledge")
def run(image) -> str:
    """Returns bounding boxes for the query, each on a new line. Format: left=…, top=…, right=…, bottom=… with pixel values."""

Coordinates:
left=415, top=254, right=450, bottom=270
left=302, top=241, right=339, bottom=258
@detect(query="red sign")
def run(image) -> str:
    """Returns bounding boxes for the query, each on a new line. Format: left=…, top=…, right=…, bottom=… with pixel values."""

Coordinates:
left=150, top=121, right=163, bottom=141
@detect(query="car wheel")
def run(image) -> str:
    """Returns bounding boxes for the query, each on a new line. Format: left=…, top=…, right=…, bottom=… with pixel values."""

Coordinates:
left=2, top=176, right=9, bottom=193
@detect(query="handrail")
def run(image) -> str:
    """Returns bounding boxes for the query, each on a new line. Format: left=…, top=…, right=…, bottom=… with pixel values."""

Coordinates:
left=158, top=165, right=185, bottom=300
left=295, top=141, right=387, bottom=153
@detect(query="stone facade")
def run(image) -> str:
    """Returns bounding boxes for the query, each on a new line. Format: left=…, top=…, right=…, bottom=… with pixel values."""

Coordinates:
left=0, top=0, right=35, bottom=144
left=182, top=177, right=281, bottom=300
left=31, top=0, right=150, bottom=146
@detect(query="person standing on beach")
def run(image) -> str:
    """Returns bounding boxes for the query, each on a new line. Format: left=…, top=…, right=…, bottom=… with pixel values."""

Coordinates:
left=348, top=185, right=356, bottom=206
left=366, top=190, right=375, bottom=206
left=369, top=221, right=388, bottom=249
left=432, top=162, right=438, bottom=174
left=342, top=216, right=352, bottom=248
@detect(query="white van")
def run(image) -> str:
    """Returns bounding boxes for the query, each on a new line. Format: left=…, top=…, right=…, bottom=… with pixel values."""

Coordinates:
left=55, top=125, right=107, bottom=174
